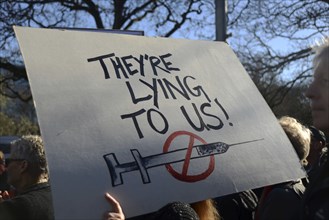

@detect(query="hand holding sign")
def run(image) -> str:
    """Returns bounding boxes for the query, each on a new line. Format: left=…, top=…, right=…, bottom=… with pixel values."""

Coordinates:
left=103, top=193, right=125, bottom=220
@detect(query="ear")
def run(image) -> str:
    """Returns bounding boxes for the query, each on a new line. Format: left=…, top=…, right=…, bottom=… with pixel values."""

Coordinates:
left=18, top=160, right=29, bottom=174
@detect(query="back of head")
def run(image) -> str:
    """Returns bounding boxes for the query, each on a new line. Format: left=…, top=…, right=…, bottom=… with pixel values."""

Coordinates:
left=309, top=126, right=327, bottom=146
left=151, top=201, right=200, bottom=220
left=10, top=135, right=48, bottom=179
left=279, top=116, right=311, bottom=166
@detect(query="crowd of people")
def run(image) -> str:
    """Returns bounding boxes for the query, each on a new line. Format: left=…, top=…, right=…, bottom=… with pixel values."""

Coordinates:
left=0, top=37, right=327, bottom=220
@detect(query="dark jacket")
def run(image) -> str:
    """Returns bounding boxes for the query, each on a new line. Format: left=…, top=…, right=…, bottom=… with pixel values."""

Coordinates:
left=0, top=182, right=54, bottom=220
left=0, top=171, right=10, bottom=191
left=256, top=180, right=305, bottom=220
left=215, top=190, right=259, bottom=220
left=299, top=151, right=329, bottom=220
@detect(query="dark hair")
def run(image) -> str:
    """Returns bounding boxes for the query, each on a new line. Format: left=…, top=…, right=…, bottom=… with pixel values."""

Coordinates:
left=151, top=202, right=200, bottom=220
left=309, top=126, right=326, bottom=145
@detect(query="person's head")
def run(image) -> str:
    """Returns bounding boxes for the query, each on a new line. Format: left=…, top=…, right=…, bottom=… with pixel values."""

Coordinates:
left=6, top=135, right=48, bottom=191
left=152, top=199, right=220, bottom=220
left=151, top=201, right=201, bottom=220
left=307, top=126, right=327, bottom=166
left=279, top=116, right=311, bottom=166
left=305, top=36, right=329, bottom=135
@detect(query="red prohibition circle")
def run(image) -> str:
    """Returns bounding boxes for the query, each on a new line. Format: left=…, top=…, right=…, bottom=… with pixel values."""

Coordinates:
left=163, top=130, right=215, bottom=182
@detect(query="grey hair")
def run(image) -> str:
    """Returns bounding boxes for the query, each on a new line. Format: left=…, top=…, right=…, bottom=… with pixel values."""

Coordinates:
left=11, top=135, right=48, bottom=177
left=312, top=36, right=329, bottom=68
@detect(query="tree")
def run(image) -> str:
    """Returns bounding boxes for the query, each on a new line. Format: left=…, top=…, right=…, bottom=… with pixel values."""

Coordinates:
left=1, top=0, right=212, bottom=135
left=0, top=92, right=39, bottom=135
left=227, top=0, right=328, bottom=110
left=0, top=111, right=40, bottom=136
left=270, top=84, right=313, bottom=125
left=0, top=0, right=328, bottom=133
left=1, top=0, right=211, bottom=101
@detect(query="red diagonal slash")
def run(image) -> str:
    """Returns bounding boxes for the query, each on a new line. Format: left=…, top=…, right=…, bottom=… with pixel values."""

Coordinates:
left=163, top=130, right=215, bottom=182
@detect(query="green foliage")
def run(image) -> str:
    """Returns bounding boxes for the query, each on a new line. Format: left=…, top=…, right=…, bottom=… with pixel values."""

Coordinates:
left=0, top=112, right=39, bottom=136
left=0, top=95, right=7, bottom=109
left=0, top=112, right=16, bottom=135
left=0, top=92, right=39, bottom=136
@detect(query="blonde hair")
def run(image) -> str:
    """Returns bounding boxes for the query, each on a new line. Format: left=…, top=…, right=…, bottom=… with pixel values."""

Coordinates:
left=191, top=199, right=220, bottom=220
left=279, top=116, right=311, bottom=166
left=0, top=151, right=4, bottom=164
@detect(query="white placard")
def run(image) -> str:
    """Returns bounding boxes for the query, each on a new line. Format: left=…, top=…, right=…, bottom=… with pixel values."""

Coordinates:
left=14, top=26, right=305, bottom=219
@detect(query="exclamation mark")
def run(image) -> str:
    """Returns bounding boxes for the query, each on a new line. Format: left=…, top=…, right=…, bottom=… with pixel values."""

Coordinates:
left=215, top=98, right=233, bottom=126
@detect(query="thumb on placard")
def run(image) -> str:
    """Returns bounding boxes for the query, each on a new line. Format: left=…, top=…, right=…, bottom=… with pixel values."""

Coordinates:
left=105, top=192, right=123, bottom=214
